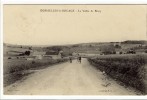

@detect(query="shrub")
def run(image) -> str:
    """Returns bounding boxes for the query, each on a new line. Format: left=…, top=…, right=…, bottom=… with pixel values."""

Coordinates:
left=115, top=44, right=121, bottom=48
left=8, top=57, right=11, bottom=59
left=24, top=51, right=30, bottom=56
left=119, top=51, right=122, bottom=54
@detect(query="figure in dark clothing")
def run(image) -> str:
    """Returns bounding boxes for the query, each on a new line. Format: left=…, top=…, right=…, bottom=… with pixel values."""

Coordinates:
left=78, top=56, right=81, bottom=63
left=69, top=57, right=72, bottom=63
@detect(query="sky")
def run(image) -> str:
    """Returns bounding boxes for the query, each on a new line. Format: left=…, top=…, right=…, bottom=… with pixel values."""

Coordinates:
left=3, top=5, right=147, bottom=45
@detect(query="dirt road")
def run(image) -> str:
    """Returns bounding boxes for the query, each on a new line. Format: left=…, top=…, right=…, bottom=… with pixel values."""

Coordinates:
left=4, top=58, right=139, bottom=95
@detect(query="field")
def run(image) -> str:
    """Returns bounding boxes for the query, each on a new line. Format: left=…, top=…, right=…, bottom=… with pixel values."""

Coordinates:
left=3, top=58, right=68, bottom=86
left=88, top=54, right=147, bottom=94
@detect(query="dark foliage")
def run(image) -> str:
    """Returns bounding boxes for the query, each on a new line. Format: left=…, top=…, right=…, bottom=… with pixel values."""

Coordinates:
left=24, top=51, right=30, bottom=56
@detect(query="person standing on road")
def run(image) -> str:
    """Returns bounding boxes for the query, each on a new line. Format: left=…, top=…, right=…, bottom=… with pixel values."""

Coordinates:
left=79, top=56, right=81, bottom=63
left=69, top=57, right=72, bottom=63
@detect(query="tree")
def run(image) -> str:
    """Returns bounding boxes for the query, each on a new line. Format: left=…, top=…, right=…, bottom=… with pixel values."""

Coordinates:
left=115, top=44, right=121, bottom=48
left=25, top=51, right=30, bottom=56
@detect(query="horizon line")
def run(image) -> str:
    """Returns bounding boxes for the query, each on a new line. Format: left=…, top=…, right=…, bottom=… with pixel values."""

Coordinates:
left=3, top=39, right=147, bottom=47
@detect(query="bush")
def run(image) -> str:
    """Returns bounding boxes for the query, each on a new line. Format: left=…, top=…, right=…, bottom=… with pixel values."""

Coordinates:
left=24, top=51, right=30, bottom=56
left=8, top=57, right=11, bottom=59
left=119, top=51, right=122, bottom=54
left=115, top=44, right=121, bottom=48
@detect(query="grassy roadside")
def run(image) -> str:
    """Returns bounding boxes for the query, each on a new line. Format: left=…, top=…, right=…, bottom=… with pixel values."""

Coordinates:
left=88, top=54, right=147, bottom=94
left=4, top=58, right=68, bottom=87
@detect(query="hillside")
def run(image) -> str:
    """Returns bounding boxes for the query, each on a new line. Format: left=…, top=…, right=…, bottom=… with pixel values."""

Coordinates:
left=3, top=40, right=147, bottom=57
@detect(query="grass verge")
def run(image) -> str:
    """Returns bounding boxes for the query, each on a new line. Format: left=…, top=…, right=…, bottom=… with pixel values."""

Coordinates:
left=88, top=54, right=147, bottom=94
left=4, top=58, right=68, bottom=86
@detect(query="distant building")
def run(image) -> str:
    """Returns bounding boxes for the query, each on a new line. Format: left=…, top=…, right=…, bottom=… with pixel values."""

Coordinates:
left=30, top=51, right=46, bottom=60
left=32, top=51, right=46, bottom=56
left=45, top=50, right=62, bottom=59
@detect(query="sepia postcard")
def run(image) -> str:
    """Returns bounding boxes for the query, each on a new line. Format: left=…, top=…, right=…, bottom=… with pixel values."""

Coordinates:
left=1, top=4, right=147, bottom=98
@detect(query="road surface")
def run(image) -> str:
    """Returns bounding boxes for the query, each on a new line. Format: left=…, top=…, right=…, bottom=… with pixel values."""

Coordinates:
left=4, top=58, right=139, bottom=95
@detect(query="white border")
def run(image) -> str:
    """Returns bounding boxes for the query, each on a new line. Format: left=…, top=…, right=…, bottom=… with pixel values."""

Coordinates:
left=0, top=0, right=4, bottom=99
left=1, top=0, right=147, bottom=99
left=1, top=95, right=147, bottom=99
left=1, top=0, right=147, bottom=4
